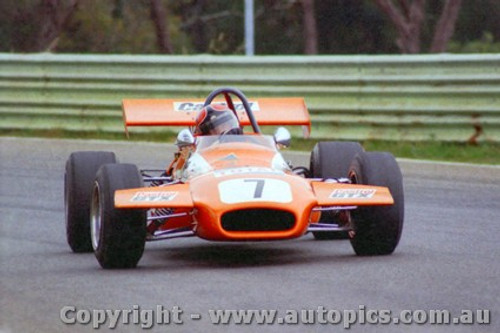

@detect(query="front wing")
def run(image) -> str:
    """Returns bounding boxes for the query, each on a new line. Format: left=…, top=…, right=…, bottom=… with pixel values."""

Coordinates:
left=115, top=180, right=393, bottom=241
left=114, top=182, right=393, bottom=209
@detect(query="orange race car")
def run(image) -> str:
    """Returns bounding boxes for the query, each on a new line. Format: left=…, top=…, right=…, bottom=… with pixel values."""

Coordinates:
left=64, top=87, right=404, bottom=269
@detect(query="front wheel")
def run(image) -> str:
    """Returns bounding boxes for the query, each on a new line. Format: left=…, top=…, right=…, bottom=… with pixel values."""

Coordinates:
left=309, top=141, right=364, bottom=240
left=348, top=152, right=404, bottom=255
left=65, top=151, right=116, bottom=252
left=91, top=164, right=147, bottom=269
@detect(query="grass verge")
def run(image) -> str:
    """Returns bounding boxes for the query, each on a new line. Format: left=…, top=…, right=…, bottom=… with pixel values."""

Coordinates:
left=2, top=128, right=499, bottom=165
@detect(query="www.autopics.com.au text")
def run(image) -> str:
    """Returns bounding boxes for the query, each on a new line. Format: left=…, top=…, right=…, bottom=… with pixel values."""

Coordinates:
left=59, top=305, right=491, bottom=329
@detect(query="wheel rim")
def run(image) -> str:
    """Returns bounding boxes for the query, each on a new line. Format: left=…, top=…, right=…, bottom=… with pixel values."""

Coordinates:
left=90, top=182, right=101, bottom=251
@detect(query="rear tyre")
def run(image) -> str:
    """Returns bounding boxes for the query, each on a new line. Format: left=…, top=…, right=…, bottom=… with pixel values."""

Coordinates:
left=309, top=142, right=364, bottom=240
left=349, top=152, right=404, bottom=255
left=91, top=164, right=146, bottom=269
left=65, top=151, right=116, bottom=252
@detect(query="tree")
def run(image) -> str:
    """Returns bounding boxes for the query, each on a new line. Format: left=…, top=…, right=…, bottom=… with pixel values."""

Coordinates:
left=149, top=0, right=174, bottom=53
left=373, top=0, right=463, bottom=53
left=373, top=0, right=425, bottom=53
left=173, top=1, right=244, bottom=54
left=9, top=0, right=79, bottom=52
left=302, top=0, right=318, bottom=54
left=2, top=0, right=495, bottom=54
left=455, top=0, right=500, bottom=42
left=314, top=1, right=396, bottom=54
left=430, top=0, right=462, bottom=52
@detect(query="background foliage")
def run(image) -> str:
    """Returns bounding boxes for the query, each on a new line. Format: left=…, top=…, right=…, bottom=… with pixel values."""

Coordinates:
left=0, top=0, right=499, bottom=54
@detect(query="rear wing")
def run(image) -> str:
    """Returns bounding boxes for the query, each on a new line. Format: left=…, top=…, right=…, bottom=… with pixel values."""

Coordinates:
left=122, top=98, right=311, bottom=137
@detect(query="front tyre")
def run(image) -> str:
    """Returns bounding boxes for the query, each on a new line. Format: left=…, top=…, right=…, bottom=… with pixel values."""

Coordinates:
left=310, top=141, right=364, bottom=179
left=309, top=141, right=364, bottom=240
left=65, top=151, right=116, bottom=252
left=91, top=164, right=146, bottom=269
left=349, top=152, right=404, bottom=255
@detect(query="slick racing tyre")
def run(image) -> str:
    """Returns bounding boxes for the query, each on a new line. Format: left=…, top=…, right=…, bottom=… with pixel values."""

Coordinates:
left=91, top=163, right=146, bottom=269
left=348, top=152, right=404, bottom=255
left=309, top=142, right=364, bottom=240
left=65, top=151, right=116, bottom=252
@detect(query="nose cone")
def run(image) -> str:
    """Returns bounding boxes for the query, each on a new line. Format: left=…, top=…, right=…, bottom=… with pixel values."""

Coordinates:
left=189, top=172, right=317, bottom=241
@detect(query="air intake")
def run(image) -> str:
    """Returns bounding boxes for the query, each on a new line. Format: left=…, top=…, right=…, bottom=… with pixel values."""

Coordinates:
left=221, top=209, right=295, bottom=232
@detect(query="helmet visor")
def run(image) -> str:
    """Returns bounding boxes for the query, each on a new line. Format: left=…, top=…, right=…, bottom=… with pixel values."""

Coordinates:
left=207, top=112, right=239, bottom=135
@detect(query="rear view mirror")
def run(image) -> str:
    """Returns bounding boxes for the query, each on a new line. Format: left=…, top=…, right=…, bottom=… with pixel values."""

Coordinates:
left=175, top=129, right=195, bottom=147
left=274, top=127, right=291, bottom=148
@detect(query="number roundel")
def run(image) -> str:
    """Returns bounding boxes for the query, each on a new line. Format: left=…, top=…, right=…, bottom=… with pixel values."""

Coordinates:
left=218, top=178, right=292, bottom=204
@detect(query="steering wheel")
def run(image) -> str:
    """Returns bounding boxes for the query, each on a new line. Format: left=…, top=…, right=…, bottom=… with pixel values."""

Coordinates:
left=203, top=87, right=261, bottom=134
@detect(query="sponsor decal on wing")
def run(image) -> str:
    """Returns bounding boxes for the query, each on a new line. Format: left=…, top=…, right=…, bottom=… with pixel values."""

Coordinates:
left=173, top=101, right=260, bottom=112
left=329, top=189, right=376, bottom=199
left=131, top=191, right=178, bottom=202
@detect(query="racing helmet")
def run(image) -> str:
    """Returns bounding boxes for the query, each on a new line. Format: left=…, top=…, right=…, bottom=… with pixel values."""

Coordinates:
left=193, top=104, right=242, bottom=136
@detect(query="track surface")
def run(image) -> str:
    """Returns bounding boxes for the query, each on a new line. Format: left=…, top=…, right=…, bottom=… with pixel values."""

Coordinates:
left=1, top=137, right=499, bottom=333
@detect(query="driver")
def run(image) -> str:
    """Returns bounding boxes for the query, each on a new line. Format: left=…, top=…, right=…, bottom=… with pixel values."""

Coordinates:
left=193, top=104, right=243, bottom=136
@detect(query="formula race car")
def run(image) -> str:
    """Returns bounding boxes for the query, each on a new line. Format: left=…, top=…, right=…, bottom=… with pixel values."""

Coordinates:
left=64, top=87, right=404, bottom=269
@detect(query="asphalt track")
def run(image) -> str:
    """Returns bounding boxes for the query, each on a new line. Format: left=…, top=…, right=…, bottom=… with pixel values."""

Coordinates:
left=1, top=137, right=499, bottom=333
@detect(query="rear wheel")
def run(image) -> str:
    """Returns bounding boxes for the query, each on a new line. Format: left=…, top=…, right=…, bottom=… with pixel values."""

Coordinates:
left=309, top=142, right=363, bottom=240
left=91, top=163, right=147, bottom=269
left=65, top=151, right=116, bottom=252
left=349, top=152, right=404, bottom=255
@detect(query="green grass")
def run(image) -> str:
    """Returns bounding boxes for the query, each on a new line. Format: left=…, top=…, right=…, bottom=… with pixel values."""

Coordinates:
left=2, top=128, right=499, bottom=165
left=292, top=137, right=500, bottom=165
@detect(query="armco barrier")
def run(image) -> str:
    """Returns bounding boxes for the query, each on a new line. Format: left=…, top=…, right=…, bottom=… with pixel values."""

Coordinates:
left=0, top=53, right=499, bottom=142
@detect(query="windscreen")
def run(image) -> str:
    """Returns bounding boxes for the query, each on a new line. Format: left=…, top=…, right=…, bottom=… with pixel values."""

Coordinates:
left=195, top=135, right=277, bottom=151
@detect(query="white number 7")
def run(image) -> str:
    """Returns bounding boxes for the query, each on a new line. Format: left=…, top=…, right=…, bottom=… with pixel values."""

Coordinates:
left=244, top=179, right=265, bottom=198
left=218, top=178, right=292, bottom=204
